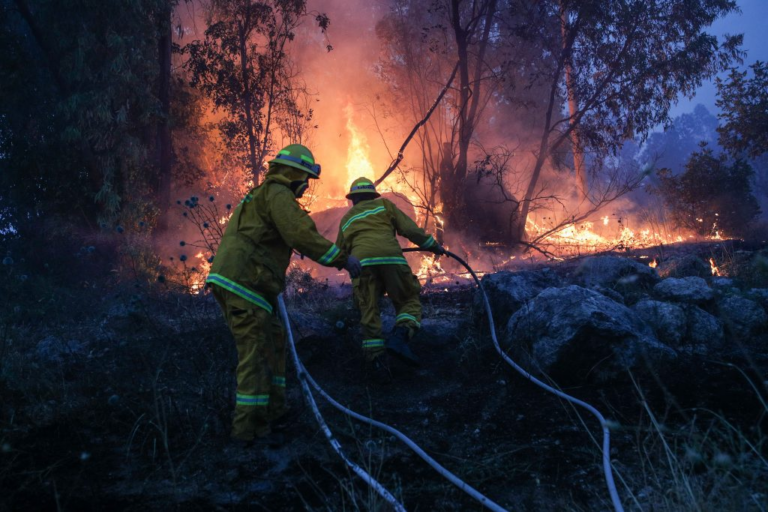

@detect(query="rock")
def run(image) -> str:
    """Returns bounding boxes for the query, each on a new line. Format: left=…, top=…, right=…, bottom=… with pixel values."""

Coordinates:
left=718, top=295, right=768, bottom=342
left=473, top=270, right=559, bottom=328
left=711, top=277, right=735, bottom=289
left=591, top=285, right=625, bottom=304
left=747, top=288, right=768, bottom=312
left=654, top=277, right=714, bottom=305
left=658, top=255, right=711, bottom=279
left=633, top=300, right=686, bottom=347
left=505, top=285, right=676, bottom=382
left=574, top=256, right=659, bottom=289
left=685, top=306, right=724, bottom=353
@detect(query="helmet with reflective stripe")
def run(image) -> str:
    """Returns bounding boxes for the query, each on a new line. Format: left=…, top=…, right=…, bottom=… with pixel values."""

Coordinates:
left=346, top=177, right=380, bottom=199
left=268, top=144, right=321, bottom=178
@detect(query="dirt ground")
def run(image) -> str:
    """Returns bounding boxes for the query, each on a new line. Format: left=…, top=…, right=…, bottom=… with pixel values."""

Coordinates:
left=1, top=269, right=766, bottom=511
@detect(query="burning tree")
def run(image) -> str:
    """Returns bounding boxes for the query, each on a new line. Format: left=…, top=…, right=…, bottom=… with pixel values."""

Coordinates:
left=374, top=0, right=743, bottom=253
left=183, top=0, right=329, bottom=183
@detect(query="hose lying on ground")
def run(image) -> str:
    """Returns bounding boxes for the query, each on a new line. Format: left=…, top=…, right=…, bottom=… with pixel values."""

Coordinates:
left=279, top=295, right=407, bottom=512
left=278, top=295, right=509, bottom=512
left=404, top=247, right=624, bottom=512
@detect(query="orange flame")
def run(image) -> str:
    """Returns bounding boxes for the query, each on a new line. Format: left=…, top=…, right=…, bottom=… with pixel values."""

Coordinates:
left=649, top=259, right=658, bottom=268
left=344, top=102, right=376, bottom=186
left=709, top=257, right=721, bottom=276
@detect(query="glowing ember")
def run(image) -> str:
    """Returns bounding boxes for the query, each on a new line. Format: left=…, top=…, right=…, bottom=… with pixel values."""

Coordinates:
left=709, top=257, right=721, bottom=276
left=189, top=251, right=212, bottom=293
left=601, top=215, right=610, bottom=226
left=648, top=259, right=658, bottom=268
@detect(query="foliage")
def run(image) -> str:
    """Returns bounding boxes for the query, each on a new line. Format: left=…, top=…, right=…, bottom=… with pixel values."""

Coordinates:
left=654, top=145, right=760, bottom=237
left=182, top=0, right=325, bottom=181
left=716, top=61, right=768, bottom=159
left=0, top=0, right=172, bottom=232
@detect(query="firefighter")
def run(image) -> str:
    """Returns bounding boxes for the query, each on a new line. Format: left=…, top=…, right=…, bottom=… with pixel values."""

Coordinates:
left=207, top=144, right=362, bottom=445
left=336, top=177, right=444, bottom=381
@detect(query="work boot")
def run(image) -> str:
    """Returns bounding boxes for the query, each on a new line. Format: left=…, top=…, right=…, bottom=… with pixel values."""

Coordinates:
left=366, top=355, right=392, bottom=385
left=386, top=326, right=420, bottom=367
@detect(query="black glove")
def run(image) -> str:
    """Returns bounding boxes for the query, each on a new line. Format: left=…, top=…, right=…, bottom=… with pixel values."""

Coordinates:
left=345, top=255, right=362, bottom=278
left=432, top=244, right=446, bottom=256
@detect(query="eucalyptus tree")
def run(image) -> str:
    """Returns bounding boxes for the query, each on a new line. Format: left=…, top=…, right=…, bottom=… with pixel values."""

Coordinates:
left=183, top=0, right=329, bottom=183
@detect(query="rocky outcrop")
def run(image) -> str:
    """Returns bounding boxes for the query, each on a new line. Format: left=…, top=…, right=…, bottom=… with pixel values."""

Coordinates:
left=654, top=277, right=714, bottom=305
left=633, top=300, right=686, bottom=347
left=718, top=295, right=768, bottom=343
left=574, top=256, right=659, bottom=305
left=505, top=285, right=676, bottom=382
left=684, top=305, right=725, bottom=354
left=658, top=255, right=711, bottom=279
left=473, top=270, right=560, bottom=328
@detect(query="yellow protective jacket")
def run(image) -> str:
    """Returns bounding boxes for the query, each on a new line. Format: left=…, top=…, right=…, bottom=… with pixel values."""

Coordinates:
left=335, top=198, right=436, bottom=267
left=207, top=172, right=347, bottom=313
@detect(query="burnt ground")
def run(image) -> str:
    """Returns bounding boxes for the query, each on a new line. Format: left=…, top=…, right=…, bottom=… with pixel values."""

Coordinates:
left=1, top=266, right=767, bottom=511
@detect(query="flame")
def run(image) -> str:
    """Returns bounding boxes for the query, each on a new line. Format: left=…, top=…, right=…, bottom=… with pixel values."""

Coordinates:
left=709, top=257, right=721, bottom=276
left=188, top=251, right=212, bottom=293
left=344, top=102, right=376, bottom=185
left=601, top=215, right=609, bottom=226
left=649, top=258, right=658, bottom=268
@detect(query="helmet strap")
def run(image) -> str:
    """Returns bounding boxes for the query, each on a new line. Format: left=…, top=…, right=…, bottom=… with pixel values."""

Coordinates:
left=290, top=179, right=309, bottom=198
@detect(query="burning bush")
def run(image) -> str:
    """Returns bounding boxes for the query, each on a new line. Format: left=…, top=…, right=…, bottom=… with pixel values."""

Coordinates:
left=654, top=146, right=760, bottom=238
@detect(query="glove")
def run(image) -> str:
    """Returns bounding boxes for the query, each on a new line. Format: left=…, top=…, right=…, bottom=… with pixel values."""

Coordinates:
left=432, top=244, right=446, bottom=256
left=345, top=255, right=362, bottom=279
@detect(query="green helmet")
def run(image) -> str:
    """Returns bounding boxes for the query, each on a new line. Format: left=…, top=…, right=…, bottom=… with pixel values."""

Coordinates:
left=268, top=144, right=321, bottom=178
left=346, top=177, right=380, bottom=199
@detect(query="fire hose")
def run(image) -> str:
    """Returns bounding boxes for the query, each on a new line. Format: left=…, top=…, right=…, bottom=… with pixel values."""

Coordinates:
left=279, top=295, right=508, bottom=512
left=279, top=248, right=624, bottom=512
left=403, top=247, right=624, bottom=512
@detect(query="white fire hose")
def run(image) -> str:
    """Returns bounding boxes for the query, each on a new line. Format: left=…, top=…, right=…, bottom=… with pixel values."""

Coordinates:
left=409, top=248, right=625, bottom=512
left=279, top=248, right=624, bottom=512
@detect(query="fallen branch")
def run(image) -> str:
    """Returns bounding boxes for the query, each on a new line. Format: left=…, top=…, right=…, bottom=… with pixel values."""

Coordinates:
left=374, top=61, right=460, bottom=187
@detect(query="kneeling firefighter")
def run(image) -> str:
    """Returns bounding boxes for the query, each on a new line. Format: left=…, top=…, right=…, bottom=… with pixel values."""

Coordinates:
left=335, top=177, right=444, bottom=380
left=207, top=144, right=362, bottom=444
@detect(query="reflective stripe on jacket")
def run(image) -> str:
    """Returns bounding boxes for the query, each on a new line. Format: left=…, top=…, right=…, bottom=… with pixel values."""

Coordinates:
left=207, top=171, right=348, bottom=311
left=335, top=198, right=436, bottom=264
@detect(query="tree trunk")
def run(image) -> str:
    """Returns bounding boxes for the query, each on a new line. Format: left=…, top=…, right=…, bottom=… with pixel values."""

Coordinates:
left=156, top=1, right=173, bottom=233
left=560, top=0, right=587, bottom=199
left=238, top=20, right=259, bottom=184
left=449, top=0, right=471, bottom=231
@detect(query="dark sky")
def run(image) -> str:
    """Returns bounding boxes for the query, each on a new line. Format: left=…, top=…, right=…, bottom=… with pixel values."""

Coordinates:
left=669, top=0, right=768, bottom=119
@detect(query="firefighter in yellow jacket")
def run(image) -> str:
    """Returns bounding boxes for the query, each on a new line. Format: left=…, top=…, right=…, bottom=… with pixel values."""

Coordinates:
left=336, top=177, right=444, bottom=378
left=207, top=144, right=362, bottom=443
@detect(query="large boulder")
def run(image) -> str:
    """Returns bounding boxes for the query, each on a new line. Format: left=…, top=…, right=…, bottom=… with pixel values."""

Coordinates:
left=718, top=295, right=768, bottom=343
left=685, top=306, right=724, bottom=353
left=505, top=285, right=676, bottom=382
left=654, top=277, right=714, bottom=305
left=574, top=256, right=659, bottom=304
left=658, top=255, right=711, bottom=279
left=473, top=270, right=560, bottom=328
left=633, top=300, right=687, bottom=347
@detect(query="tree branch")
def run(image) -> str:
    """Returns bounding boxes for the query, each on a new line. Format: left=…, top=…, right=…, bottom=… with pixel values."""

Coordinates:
left=374, top=61, right=460, bottom=187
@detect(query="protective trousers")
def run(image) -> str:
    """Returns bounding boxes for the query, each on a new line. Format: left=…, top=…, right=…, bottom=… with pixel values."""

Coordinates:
left=353, top=264, right=422, bottom=361
left=212, top=287, right=286, bottom=441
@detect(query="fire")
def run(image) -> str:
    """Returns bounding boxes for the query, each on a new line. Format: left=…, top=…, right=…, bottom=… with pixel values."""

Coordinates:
left=601, top=215, right=610, bottom=226
left=344, top=102, right=376, bottom=185
left=709, top=257, right=721, bottom=276
left=189, top=251, right=212, bottom=293
left=649, top=258, right=658, bottom=268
